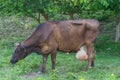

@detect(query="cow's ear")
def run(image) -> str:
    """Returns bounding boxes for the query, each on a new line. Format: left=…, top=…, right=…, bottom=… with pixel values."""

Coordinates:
left=14, top=43, right=20, bottom=50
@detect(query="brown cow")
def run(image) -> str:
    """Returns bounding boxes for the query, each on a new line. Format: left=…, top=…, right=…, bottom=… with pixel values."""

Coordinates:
left=10, top=19, right=99, bottom=73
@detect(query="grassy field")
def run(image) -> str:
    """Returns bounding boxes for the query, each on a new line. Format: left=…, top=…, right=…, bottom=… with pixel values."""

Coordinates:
left=0, top=43, right=120, bottom=80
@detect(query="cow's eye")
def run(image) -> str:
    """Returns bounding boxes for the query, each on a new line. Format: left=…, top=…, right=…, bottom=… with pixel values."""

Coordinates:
left=24, top=49, right=27, bottom=52
left=15, top=50, right=17, bottom=53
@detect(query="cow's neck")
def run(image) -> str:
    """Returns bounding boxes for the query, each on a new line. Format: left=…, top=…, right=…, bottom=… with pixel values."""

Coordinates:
left=22, top=29, right=41, bottom=47
left=21, top=42, right=40, bottom=54
left=23, top=37, right=38, bottom=48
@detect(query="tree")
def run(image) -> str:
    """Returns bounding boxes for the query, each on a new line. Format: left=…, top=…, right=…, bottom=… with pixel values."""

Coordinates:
left=0, top=0, right=58, bottom=23
left=59, top=0, right=81, bottom=19
left=115, top=15, right=120, bottom=42
left=103, top=0, right=120, bottom=42
left=58, top=0, right=120, bottom=42
left=91, top=0, right=120, bottom=42
left=78, top=0, right=120, bottom=42
left=55, top=0, right=114, bottom=20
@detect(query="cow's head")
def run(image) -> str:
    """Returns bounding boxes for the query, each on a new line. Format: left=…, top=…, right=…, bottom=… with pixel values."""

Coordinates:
left=10, top=43, right=30, bottom=64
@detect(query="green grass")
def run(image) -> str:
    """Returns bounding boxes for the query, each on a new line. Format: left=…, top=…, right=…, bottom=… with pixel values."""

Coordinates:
left=0, top=47, right=120, bottom=80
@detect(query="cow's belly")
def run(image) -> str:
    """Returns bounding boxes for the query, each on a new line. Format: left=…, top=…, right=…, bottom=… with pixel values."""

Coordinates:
left=54, top=25, right=85, bottom=52
left=58, top=38, right=84, bottom=52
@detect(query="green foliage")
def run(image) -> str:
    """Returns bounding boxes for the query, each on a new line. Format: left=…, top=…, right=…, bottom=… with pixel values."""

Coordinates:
left=50, top=69, right=59, bottom=80
left=0, top=0, right=120, bottom=22
left=67, top=72, right=77, bottom=80
left=0, top=0, right=58, bottom=23
left=0, top=16, right=37, bottom=49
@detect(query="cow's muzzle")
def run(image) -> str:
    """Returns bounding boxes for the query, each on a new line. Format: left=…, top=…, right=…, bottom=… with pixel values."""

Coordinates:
left=10, top=59, right=18, bottom=64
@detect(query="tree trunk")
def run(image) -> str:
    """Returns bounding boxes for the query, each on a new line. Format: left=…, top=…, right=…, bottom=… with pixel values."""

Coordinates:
left=43, top=14, right=49, bottom=21
left=115, top=22, right=120, bottom=42
left=69, top=13, right=74, bottom=19
left=36, top=12, right=41, bottom=23
left=115, top=15, right=120, bottom=42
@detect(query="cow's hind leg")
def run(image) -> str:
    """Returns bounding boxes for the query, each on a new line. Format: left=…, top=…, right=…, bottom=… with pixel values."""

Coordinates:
left=85, top=41, right=95, bottom=71
left=39, top=54, right=49, bottom=74
left=91, top=49, right=96, bottom=67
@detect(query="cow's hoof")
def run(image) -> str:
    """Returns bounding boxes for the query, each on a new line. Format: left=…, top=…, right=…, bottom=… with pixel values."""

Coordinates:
left=37, top=71, right=43, bottom=75
left=85, top=66, right=91, bottom=71
left=91, top=64, right=94, bottom=67
left=85, top=68, right=88, bottom=71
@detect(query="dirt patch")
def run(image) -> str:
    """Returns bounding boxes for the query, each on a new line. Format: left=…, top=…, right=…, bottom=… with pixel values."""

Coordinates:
left=24, top=72, right=40, bottom=80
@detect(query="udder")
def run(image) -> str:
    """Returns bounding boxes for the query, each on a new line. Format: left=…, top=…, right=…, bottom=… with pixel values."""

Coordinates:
left=76, top=46, right=88, bottom=61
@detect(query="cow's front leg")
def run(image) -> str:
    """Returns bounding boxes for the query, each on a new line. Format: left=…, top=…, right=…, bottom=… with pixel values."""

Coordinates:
left=39, top=54, right=49, bottom=73
left=51, top=50, right=57, bottom=70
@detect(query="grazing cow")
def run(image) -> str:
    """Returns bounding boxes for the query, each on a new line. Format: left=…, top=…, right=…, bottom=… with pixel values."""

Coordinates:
left=10, top=19, right=99, bottom=73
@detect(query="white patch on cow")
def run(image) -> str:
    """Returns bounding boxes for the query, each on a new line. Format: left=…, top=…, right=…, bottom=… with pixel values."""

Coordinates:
left=76, top=45, right=88, bottom=61
left=67, top=52, right=69, bottom=54
left=14, top=43, right=20, bottom=47
left=14, top=42, right=20, bottom=50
